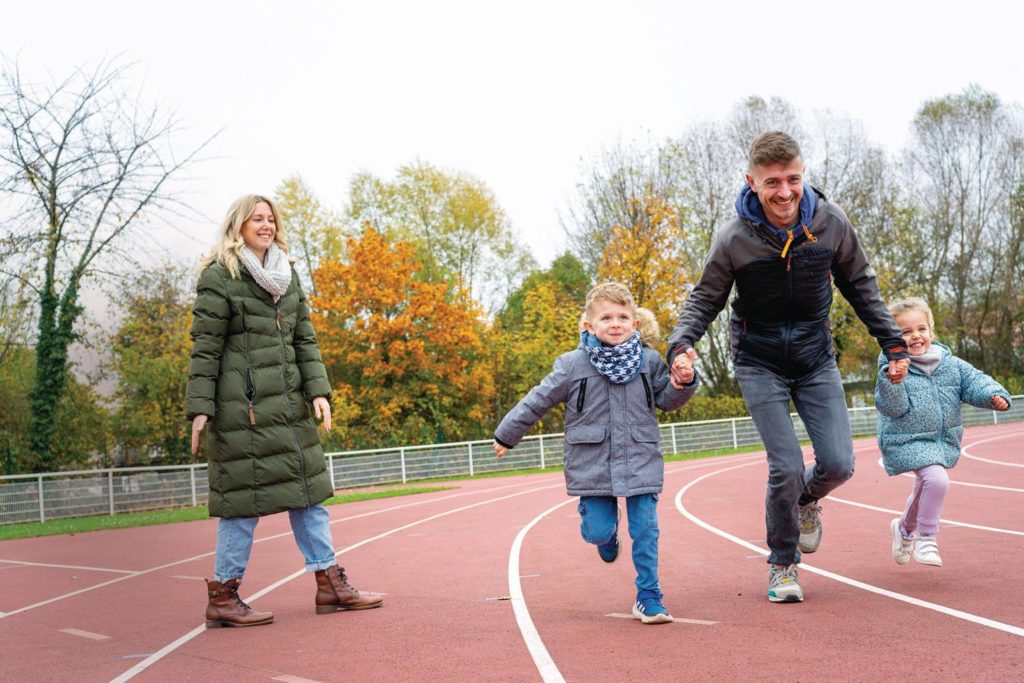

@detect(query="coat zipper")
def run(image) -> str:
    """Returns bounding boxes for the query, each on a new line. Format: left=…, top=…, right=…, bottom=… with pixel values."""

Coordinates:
left=245, top=368, right=256, bottom=426
left=640, top=374, right=652, bottom=410
left=576, top=378, right=587, bottom=412
left=275, top=300, right=310, bottom=507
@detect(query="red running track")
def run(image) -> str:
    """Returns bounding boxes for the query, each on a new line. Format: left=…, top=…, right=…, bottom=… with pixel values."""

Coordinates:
left=1, top=423, right=1022, bottom=682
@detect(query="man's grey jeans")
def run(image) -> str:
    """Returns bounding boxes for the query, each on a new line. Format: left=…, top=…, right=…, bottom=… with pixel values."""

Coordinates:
left=735, top=361, right=854, bottom=566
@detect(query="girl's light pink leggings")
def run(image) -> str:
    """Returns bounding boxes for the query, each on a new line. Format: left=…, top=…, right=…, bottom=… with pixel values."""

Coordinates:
left=899, top=464, right=950, bottom=538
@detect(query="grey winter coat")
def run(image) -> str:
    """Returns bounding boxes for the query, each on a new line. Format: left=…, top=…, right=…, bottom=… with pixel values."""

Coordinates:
left=494, top=348, right=697, bottom=497
left=875, top=343, right=1011, bottom=476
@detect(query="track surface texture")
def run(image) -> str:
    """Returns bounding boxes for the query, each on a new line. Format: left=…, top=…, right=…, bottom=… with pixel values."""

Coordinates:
left=1, top=423, right=1022, bottom=682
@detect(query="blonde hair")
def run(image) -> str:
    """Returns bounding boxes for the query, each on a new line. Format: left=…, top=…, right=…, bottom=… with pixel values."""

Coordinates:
left=584, top=282, right=637, bottom=316
left=635, top=307, right=661, bottom=347
left=889, top=296, right=935, bottom=330
left=200, top=195, right=289, bottom=278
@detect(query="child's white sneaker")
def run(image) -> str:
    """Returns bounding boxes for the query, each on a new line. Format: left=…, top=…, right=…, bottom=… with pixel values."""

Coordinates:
left=913, top=537, right=942, bottom=566
left=890, top=518, right=914, bottom=565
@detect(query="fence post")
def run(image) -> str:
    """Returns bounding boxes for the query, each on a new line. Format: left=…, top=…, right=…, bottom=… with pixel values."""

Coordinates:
left=731, top=419, right=739, bottom=449
left=538, top=436, right=546, bottom=469
left=38, top=475, right=45, bottom=523
left=190, top=466, right=198, bottom=506
left=468, top=443, right=475, bottom=477
left=993, top=409, right=999, bottom=424
left=400, top=448, right=407, bottom=484
left=108, top=470, right=115, bottom=516
left=328, top=454, right=337, bottom=491
left=670, top=424, right=678, bottom=455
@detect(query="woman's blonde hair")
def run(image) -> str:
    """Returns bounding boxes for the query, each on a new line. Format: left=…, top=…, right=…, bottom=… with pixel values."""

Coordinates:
left=635, top=307, right=661, bottom=347
left=200, top=194, right=289, bottom=278
left=889, top=296, right=934, bottom=331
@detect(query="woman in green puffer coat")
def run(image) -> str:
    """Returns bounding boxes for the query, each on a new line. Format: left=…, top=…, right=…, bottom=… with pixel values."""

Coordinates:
left=186, top=195, right=382, bottom=628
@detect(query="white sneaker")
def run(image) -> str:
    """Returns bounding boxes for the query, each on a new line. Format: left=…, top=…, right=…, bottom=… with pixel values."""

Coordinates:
left=890, top=519, right=914, bottom=565
left=914, top=538, right=942, bottom=566
left=767, top=564, right=804, bottom=603
left=798, top=502, right=822, bottom=553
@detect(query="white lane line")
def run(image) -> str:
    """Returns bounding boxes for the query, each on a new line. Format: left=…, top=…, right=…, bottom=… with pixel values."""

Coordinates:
left=827, top=496, right=1024, bottom=536
left=874, top=456, right=1024, bottom=493
left=605, top=613, right=718, bottom=625
left=273, top=676, right=322, bottom=683
left=170, top=575, right=206, bottom=581
left=960, top=428, right=1024, bottom=468
left=0, top=477, right=559, bottom=621
left=110, top=481, right=568, bottom=683
left=509, top=498, right=574, bottom=683
left=61, top=628, right=111, bottom=640
left=505, top=455, right=764, bottom=683
left=0, top=559, right=136, bottom=574
left=674, top=460, right=1024, bottom=638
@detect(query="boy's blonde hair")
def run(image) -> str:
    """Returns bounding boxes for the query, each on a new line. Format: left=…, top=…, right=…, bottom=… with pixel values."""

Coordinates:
left=584, top=282, right=637, bottom=317
left=889, top=297, right=935, bottom=330
left=636, top=307, right=661, bottom=347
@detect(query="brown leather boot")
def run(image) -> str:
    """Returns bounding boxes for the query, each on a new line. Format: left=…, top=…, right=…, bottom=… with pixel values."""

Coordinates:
left=205, top=578, right=274, bottom=628
left=314, top=565, right=383, bottom=614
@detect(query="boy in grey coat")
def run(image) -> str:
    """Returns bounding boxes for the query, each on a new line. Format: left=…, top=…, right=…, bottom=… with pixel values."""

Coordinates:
left=493, top=283, right=698, bottom=624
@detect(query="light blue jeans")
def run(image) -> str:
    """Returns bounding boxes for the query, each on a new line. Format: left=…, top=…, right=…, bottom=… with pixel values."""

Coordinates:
left=578, top=493, right=661, bottom=595
left=213, top=503, right=338, bottom=582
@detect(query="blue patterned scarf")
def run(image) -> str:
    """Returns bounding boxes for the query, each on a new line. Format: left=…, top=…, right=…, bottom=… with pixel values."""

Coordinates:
left=580, top=330, right=643, bottom=384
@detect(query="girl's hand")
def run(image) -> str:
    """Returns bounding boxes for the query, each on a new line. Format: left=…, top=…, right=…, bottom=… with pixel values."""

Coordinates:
left=313, top=397, right=333, bottom=431
left=493, top=441, right=508, bottom=458
left=887, top=358, right=910, bottom=383
left=191, top=415, right=208, bottom=455
left=992, top=395, right=1009, bottom=411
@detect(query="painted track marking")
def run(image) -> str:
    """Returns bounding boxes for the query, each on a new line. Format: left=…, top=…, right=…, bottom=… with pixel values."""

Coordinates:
left=0, top=559, right=137, bottom=574
left=110, top=481, right=567, bottom=682
left=61, top=628, right=110, bottom=640
left=674, top=460, right=1024, bottom=638
left=826, top=495, right=1024, bottom=536
left=960, top=428, right=1024, bottom=467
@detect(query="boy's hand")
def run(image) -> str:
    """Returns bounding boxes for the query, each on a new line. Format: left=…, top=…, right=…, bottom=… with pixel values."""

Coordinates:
left=493, top=441, right=509, bottom=458
left=671, top=348, right=698, bottom=388
left=887, top=358, right=910, bottom=384
left=992, top=395, right=1009, bottom=411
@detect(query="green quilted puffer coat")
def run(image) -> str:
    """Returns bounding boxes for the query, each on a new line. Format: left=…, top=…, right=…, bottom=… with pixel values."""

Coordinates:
left=185, top=262, right=333, bottom=518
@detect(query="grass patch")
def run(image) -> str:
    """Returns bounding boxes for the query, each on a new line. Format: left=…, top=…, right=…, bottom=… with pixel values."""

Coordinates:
left=0, top=486, right=454, bottom=541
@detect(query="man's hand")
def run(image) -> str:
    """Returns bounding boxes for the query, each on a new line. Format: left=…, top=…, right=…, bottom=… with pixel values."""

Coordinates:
left=191, top=414, right=208, bottom=455
left=670, top=347, right=698, bottom=389
left=992, top=395, right=1009, bottom=411
left=887, top=358, right=910, bottom=384
left=313, top=396, right=332, bottom=431
left=493, top=441, right=509, bottom=458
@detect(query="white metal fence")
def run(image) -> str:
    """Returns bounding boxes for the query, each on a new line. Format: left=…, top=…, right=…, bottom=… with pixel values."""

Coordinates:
left=2, top=399, right=1021, bottom=526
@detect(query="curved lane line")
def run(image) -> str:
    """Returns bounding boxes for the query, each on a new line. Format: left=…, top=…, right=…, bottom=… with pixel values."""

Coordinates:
left=110, top=481, right=567, bottom=682
left=874, top=456, right=1024, bottom=493
left=826, top=495, right=1024, bottom=536
left=508, top=499, right=575, bottom=683
left=0, top=478, right=558, bottom=620
left=673, top=461, right=1024, bottom=638
left=960, top=428, right=1024, bottom=468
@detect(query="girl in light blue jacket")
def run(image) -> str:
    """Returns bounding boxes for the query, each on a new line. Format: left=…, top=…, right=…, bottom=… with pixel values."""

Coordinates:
left=875, top=298, right=1010, bottom=567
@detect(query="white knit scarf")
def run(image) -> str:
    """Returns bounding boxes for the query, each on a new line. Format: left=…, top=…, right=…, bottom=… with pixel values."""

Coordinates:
left=240, top=244, right=291, bottom=302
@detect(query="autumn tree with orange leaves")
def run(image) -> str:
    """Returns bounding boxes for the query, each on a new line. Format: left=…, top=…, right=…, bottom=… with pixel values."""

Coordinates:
left=311, top=226, right=494, bottom=449
left=597, top=194, right=688, bottom=350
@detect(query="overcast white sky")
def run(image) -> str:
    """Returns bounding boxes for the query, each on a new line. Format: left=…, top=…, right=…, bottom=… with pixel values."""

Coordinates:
left=3, top=0, right=1024, bottom=268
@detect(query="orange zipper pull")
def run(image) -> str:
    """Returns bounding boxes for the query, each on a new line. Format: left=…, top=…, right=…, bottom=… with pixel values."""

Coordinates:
left=780, top=229, right=794, bottom=258
left=275, top=310, right=281, bottom=330
left=801, top=225, right=817, bottom=243
left=248, top=404, right=255, bottom=426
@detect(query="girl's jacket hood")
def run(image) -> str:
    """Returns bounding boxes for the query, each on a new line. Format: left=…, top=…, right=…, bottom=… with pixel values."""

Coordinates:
left=735, top=182, right=817, bottom=239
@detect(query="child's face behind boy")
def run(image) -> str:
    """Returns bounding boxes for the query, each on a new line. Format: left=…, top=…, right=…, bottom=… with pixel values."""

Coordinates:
left=585, top=299, right=639, bottom=346
left=894, top=310, right=932, bottom=356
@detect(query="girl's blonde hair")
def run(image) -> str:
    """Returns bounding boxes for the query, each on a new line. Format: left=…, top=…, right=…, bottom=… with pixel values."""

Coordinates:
left=889, top=296, right=935, bottom=330
left=635, top=307, right=661, bottom=347
left=200, top=194, right=289, bottom=278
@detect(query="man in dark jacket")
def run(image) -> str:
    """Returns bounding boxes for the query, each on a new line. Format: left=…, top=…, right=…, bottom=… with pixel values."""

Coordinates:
left=667, top=131, right=909, bottom=603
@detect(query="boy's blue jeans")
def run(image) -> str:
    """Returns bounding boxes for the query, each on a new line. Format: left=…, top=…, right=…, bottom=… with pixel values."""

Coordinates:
left=577, top=493, right=660, bottom=594
left=213, top=503, right=338, bottom=582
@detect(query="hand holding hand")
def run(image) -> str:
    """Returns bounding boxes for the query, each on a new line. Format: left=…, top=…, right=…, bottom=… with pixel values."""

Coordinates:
left=992, top=395, right=1009, bottom=411
left=191, top=414, right=208, bottom=455
left=670, top=348, right=698, bottom=389
left=493, top=441, right=508, bottom=458
left=887, top=358, right=910, bottom=384
left=313, top=397, right=333, bottom=431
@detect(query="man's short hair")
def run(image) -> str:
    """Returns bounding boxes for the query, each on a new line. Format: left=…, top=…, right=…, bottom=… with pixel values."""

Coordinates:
left=748, top=131, right=802, bottom=171
left=585, top=282, right=637, bottom=316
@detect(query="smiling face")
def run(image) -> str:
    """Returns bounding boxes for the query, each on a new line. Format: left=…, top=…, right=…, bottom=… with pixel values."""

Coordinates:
left=746, top=158, right=805, bottom=230
left=894, top=309, right=933, bottom=356
left=584, top=299, right=639, bottom=346
left=240, top=201, right=277, bottom=261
